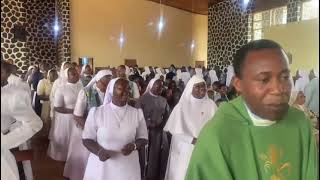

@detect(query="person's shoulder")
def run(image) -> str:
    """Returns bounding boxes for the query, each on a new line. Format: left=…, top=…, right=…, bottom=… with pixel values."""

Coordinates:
left=286, top=106, right=310, bottom=125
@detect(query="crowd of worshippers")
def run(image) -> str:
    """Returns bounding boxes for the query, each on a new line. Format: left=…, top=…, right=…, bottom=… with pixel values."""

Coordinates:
left=1, top=39, right=319, bottom=180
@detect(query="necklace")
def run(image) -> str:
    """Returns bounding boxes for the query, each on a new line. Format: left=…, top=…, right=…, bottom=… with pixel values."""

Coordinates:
left=110, top=104, right=128, bottom=128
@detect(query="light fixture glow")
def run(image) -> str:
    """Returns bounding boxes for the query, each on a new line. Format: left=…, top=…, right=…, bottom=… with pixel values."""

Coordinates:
left=158, top=16, right=165, bottom=33
left=243, top=0, right=250, bottom=5
left=190, top=40, right=196, bottom=54
left=191, top=41, right=195, bottom=49
left=119, top=31, right=125, bottom=51
left=54, top=24, right=59, bottom=31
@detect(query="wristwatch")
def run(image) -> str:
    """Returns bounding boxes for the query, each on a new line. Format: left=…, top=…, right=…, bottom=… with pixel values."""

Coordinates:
left=133, top=143, right=137, bottom=150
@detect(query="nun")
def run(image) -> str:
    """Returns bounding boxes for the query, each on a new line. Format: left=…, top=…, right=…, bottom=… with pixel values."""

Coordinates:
left=63, top=69, right=112, bottom=180
left=136, top=77, right=171, bottom=180
left=163, top=75, right=218, bottom=180
left=47, top=67, right=83, bottom=161
left=82, top=78, right=148, bottom=180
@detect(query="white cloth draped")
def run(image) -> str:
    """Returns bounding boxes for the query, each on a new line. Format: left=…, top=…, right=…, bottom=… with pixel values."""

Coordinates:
left=47, top=72, right=83, bottom=161
left=209, top=69, right=219, bottom=83
left=164, top=75, right=217, bottom=180
left=144, top=77, right=160, bottom=95
left=181, top=72, right=191, bottom=87
left=103, top=78, right=120, bottom=105
left=294, top=70, right=309, bottom=92
left=195, top=68, right=203, bottom=78
left=226, top=65, right=234, bottom=87
left=1, top=84, right=43, bottom=180
left=85, top=70, right=112, bottom=88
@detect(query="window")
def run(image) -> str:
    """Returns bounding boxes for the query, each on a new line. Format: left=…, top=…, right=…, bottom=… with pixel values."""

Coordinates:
left=301, top=0, right=319, bottom=20
left=251, top=6, right=287, bottom=40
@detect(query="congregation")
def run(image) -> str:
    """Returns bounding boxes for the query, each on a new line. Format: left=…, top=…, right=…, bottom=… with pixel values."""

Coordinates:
left=1, top=39, right=319, bottom=180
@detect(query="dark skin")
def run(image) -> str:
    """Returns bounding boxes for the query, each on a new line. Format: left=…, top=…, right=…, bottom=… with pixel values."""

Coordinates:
left=192, top=82, right=207, bottom=99
left=117, top=65, right=127, bottom=79
left=233, top=48, right=291, bottom=121
left=83, top=79, right=148, bottom=161
left=54, top=68, right=80, bottom=114
left=74, top=75, right=112, bottom=128
left=190, top=82, right=207, bottom=145
left=84, top=65, right=92, bottom=75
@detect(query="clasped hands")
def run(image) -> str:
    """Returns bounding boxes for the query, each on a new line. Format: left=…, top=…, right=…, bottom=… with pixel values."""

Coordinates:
left=98, top=143, right=136, bottom=162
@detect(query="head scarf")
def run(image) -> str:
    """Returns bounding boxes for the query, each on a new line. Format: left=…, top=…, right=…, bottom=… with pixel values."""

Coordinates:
left=155, top=68, right=163, bottom=76
left=289, top=90, right=299, bottom=106
left=164, top=75, right=217, bottom=137
left=47, top=69, right=53, bottom=79
left=144, top=66, right=151, bottom=74
left=28, top=65, right=35, bottom=72
left=141, top=66, right=151, bottom=80
left=144, top=77, right=160, bottom=95
left=103, top=78, right=120, bottom=105
left=81, top=64, right=91, bottom=76
left=85, top=69, right=112, bottom=88
left=226, top=65, right=235, bottom=87
left=195, top=68, right=203, bottom=78
left=209, top=69, right=219, bottom=83
left=294, top=70, right=309, bottom=91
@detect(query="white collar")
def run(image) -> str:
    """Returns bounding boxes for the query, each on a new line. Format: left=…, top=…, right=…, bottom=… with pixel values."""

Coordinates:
left=244, top=103, right=276, bottom=126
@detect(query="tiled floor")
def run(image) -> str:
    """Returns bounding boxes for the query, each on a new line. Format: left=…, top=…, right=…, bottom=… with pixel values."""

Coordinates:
left=30, top=126, right=68, bottom=180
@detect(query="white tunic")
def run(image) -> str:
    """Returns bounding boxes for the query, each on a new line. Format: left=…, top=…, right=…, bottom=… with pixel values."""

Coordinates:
left=63, top=86, right=104, bottom=180
left=47, top=82, right=83, bottom=161
left=82, top=103, right=148, bottom=180
left=1, top=84, right=43, bottom=180
left=164, top=75, right=217, bottom=180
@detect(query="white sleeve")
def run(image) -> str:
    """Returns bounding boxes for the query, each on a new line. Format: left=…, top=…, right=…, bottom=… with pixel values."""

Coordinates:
left=82, top=107, right=98, bottom=141
left=54, top=87, right=64, bottom=108
left=74, top=89, right=87, bottom=117
left=132, top=82, right=140, bottom=99
left=135, top=109, right=148, bottom=140
left=50, top=80, right=59, bottom=102
left=1, top=90, right=43, bottom=149
left=175, top=134, right=194, bottom=144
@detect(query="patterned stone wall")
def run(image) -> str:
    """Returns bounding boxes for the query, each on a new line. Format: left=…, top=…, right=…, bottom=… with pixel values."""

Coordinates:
left=1, top=0, right=56, bottom=74
left=287, top=0, right=301, bottom=23
left=57, top=0, right=71, bottom=63
left=207, top=0, right=253, bottom=72
left=1, top=0, right=28, bottom=73
left=25, top=0, right=56, bottom=67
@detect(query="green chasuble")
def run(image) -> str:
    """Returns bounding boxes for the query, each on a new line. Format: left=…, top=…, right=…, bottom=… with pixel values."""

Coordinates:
left=186, top=96, right=318, bottom=180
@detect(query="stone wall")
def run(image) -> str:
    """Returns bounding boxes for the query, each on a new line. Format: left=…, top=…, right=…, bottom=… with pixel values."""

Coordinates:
left=1, top=0, right=57, bottom=74
left=207, top=0, right=253, bottom=72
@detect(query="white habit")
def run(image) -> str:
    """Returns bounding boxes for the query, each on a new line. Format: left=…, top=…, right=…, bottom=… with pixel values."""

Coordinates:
left=163, top=75, right=217, bottom=180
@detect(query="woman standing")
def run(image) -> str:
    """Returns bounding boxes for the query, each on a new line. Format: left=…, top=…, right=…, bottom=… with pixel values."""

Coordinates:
left=82, top=78, right=148, bottom=180
left=63, top=70, right=112, bottom=180
left=164, top=75, right=217, bottom=180
left=37, top=69, right=58, bottom=132
left=47, top=67, right=83, bottom=161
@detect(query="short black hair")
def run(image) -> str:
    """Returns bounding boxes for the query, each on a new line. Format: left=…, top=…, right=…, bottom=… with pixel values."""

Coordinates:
left=212, top=81, right=220, bottom=87
left=114, top=78, right=129, bottom=88
left=233, top=39, right=285, bottom=78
